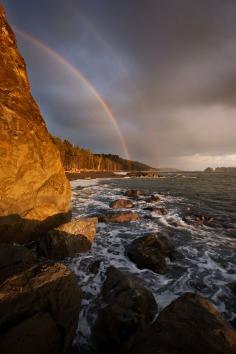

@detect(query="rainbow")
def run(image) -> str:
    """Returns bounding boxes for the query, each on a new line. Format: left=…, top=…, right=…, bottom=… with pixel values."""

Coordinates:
left=15, top=27, right=130, bottom=160
left=77, top=13, right=148, bottom=115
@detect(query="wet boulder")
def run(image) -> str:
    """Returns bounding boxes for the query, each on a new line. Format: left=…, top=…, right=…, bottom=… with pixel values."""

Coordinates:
left=143, top=206, right=167, bottom=215
left=0, top=262, right=82, bottom=354
left=227, top=282, right=236, bottom=296
left=121, top=293, right=236, bottom=354
left=184, top=208, right=221, bottom=228
left=92, top=266, right=157, bottom=353
left=145, top=195, right=161, bottom=203
left=124, top=190, right=142, bottom=198
left=98, top=211, right=139, bottom=223
left=127, top=233, right=175, bottom=273
left=88, top=259, right=102, bottom=274
left=39, top=217, right=98, bottom=260
left=109, top=199, right=133, bottom=209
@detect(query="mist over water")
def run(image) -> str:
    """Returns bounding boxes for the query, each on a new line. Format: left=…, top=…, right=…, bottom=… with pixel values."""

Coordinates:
left=67, top=173, right=236, bottom=349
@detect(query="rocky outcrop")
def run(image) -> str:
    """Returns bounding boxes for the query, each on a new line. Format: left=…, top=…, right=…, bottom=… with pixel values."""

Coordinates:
left=127, top=233, right=175, bottom=273
left=204, top=167, right=214, bottom=172
left=121, top=293, right=236, bottom=354
left=127, top=171, right=159, bottom=178
left=39, top=217, right=98, bottom=259
left=0, top=6, right=71, bottom=243
left=0, top=261, right=82, bottom=354
left=98, top=211, right=139, bottom=223
left=109, top=199, right=133, bottom=209
left=92, top=266, right=157, bottom=353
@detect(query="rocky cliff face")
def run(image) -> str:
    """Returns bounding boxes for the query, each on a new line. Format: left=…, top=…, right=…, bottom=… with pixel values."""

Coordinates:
left=0, top=6, right=71, bottom=243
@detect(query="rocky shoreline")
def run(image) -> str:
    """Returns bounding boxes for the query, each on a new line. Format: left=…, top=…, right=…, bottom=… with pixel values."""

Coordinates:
left=1, top=186, right=236, bottom=353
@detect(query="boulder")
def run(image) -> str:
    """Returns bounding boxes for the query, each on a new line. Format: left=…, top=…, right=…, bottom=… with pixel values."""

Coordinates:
left=39, top=217, right=98, bottom=259
left=145, top=195, right=160, bottom=203
left=121, top=293, right=236, bottom=354
left=124, top=190, right=142, bottom=198
left=0, top=5, right=71, bottom=243
left=227, top=282, right=236, bottom=295
left=0, top=313, right=61, bottom=354
left=183, top=208, right=221, bottom=228
left=0, top=243, right=37, bottom=283
left=92, top=266, right=157, bottom=353
left=0, top=262, right=82, bottom=354
left=143, top=206, right=167, bottom=215
left=88, top=259, right=102, bottom=274
left=109, top=199, right=133, bottom=209
left=98, top=211, right=139, bottom=223
left=127, top=233, right=175, bottom=273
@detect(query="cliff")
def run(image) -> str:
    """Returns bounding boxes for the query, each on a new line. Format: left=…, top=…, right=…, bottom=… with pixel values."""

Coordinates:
left=51, top=135, right=154, bottom=172
left=0, top=6, right=71, bottom=243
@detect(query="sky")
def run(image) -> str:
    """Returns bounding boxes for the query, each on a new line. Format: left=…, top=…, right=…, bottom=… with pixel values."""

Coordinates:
left=2, top=0, right=236, bottom=170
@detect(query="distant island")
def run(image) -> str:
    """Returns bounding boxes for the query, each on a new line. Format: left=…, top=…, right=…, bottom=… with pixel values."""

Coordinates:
left=204, top=167, right=236, bottom=173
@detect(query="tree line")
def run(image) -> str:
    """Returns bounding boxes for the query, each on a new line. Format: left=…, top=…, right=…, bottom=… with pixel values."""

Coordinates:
left=50, top=135, right=153, bottom=172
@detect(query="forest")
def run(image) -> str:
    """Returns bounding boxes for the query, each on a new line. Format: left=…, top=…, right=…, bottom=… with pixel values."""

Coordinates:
left=51, top=135, right=153, bottom=172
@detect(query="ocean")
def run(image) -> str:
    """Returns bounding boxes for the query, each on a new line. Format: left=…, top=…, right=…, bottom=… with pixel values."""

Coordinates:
left=67, top=172, right=236, bottom=348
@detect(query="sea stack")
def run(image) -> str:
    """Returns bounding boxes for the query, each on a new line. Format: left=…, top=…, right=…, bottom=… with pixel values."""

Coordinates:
left=0, top=6, right=71, bottom=243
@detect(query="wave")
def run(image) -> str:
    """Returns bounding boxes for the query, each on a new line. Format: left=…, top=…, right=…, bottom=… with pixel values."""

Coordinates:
left=67, top=180, right=236, bottom=346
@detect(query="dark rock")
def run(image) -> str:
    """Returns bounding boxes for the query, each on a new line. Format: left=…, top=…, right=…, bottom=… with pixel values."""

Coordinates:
left=93, top=266, right=157, bottom=353
left=145, top=195, right=161, bottom=203
left=143, top=206, right=167, bottom=215
left=126, top=172, right=159, bottom=178
left=98, top=211, right=139, bottom=223
left=109, top=199, right=133, bottom=209
left=88, top=260, right=102, bottom=274
left=0, top=5, right=71, bottom=243
left=124, top=190, right=142, bottom=198
left=0, top=244, right=37, bottom=283
left=0, top=262, right=82, bottom=354
left=0, top=313, right=61, bottom=354
left=39, top=218, right=98, bottom=260
left=121, top=293, right=236, bottom=354
left=127, top=233, right=175, bottom=273
left=227, top=282, right=236, bottom=295
left=184, top=208, right=221, bottom=228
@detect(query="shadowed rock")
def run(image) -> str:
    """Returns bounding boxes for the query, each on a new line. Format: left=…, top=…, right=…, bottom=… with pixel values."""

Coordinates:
left=0, top=5, right=71, bottom=243
left=184, top=213, right=221, bottom=228
left=39, top=217, right=98, bottom=259
left=145, top=195, right=161, bottom=203
left=0, top=243, right=37, bottom=283
left=143, top=206, right=167, bottom=215
left=92, top=266, right=157, bottom=354
left=124, top=190, right=142, bottom=198
left=109, top=199, right=133, bottom=209
left=127, top=233, right=175, bottom=273
left=121, top=293, right=236, bottom=354
left=0, top=262, right=82, bottom=354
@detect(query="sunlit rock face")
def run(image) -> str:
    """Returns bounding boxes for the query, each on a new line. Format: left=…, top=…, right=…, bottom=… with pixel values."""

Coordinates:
left=0, top=6, right=71, bottom=243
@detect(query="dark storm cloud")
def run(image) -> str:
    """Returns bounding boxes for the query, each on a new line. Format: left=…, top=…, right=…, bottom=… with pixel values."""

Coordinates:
left=2, top=0, right=236, bottom=169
